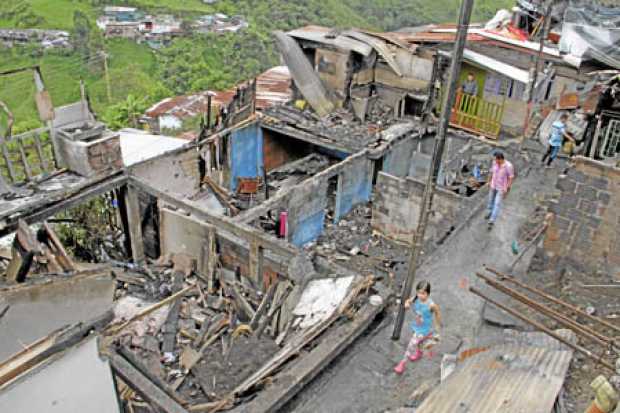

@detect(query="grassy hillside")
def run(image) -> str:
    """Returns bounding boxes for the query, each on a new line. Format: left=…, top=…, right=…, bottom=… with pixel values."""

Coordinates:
left=0, top=0, right=511, bottom=130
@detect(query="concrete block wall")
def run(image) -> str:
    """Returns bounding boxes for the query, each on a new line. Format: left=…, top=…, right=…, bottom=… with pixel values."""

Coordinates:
left=131, top=147, right=200, bottom=198
left=372, top=171, right=484, bottom=253
left=383, top=135, right=415, bottom=178
left=372, top=172, right=422, bottom=243
left=543, top=157, right=620, bottom=276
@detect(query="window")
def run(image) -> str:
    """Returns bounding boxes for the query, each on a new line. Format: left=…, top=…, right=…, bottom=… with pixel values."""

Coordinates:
left=484, top=72, right=527, bottom=101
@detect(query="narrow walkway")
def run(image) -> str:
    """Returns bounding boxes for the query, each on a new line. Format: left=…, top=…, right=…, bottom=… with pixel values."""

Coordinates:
left=287, top=162, right=558, bottom=413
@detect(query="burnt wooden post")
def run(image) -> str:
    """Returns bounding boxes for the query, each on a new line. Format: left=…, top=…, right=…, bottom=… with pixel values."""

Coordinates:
left=123, top=184, right=145, bottom=264
left=249, top=239, right=264, bottom=289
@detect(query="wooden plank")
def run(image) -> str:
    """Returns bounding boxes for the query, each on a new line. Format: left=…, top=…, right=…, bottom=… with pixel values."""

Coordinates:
left=0, top=135, right=17, bottom=183
left=161, top=271, right=184, bottom=353
left=117, top=346, right=187, bottom=406
left=16, top=138, right=33, bottom=181
left=108, top=352, right=190, bottom=413
left=250, top=281, right=278, bottom=331
left=0, top=310, right=114, bottom=389
left=248, top=241, right=263, bottom=287
left=226, top=276, right=372, bottom=405
left=124, top=185, right=146, bottom=264
left=232, top=299, right=385, bottom=413
left=43, top=222, right=76, bottom=271
left=203, top=176, right=239, bottom=216
left=105, top=285, right=196, bottom=335
left=33, top=133, right=49, bottom=173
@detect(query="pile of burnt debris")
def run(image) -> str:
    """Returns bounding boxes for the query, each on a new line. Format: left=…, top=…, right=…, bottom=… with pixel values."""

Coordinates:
left=106, top=252, right=379, bottom=412
left=1, top=219, right=76, bottom=284
left=262, top=101, right=403, bottom=152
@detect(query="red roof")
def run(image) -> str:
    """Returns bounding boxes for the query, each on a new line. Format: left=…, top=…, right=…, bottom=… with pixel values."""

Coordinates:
left=145, top=66, right=291, bottom=119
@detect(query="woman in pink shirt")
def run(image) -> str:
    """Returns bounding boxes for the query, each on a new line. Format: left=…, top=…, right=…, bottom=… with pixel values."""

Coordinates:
left=486, top=151, right=514, bottom=229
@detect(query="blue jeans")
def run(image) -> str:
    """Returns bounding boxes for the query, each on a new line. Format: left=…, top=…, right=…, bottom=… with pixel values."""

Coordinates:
left=542, top=145, right=560, bottom=165
left=487, top=188, right=504, bottom=223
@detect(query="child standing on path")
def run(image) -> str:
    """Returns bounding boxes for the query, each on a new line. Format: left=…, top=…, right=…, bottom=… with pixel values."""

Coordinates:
left=394, top=281, right=442, bottom=375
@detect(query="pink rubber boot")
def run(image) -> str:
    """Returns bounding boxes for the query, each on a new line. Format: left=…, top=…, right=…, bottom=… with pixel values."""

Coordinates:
left=394, top=360, right=407, bottom=374
left=408, top=349, right=423, bottom=362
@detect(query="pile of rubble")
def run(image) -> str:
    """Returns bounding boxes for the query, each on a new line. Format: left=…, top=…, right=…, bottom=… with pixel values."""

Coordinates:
left=106, top=252, right=377, bottom=411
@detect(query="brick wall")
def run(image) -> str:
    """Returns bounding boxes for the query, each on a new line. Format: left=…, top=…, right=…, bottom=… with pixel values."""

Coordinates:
left=87, top=137, right=124, bottom=172
left=262, top=128, right=310, bottom=172
left=543, top=157, right=620, bottom=277
left=57, top=133, right=123, bottom=177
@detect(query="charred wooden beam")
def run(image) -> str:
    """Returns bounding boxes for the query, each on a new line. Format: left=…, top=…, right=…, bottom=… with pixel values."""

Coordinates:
left=116, top=346, right=187, bottom=406
left=124, top=184, right=146, bottom=264
left=0, top=173, right=127, bottom=237
left=108, top=351, right=189, bottom=413
left=250, top=281, right=278, bottom=331
left=231, top=291, right=387, bottom=413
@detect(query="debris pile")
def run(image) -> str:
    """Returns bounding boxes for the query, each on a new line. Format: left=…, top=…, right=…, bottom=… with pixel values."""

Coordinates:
left=313, top=205, right=406, bottom=281
left=2, top=220, right=75, bottom=284
left=105, top=252, right=379, bottom=411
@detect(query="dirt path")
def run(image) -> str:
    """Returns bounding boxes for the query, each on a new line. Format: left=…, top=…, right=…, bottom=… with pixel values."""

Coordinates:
left=285, top=161, right=558, bottom=413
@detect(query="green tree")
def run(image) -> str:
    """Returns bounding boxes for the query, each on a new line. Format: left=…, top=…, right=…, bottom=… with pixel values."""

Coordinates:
left=73, top=9, right=105, bottom=62
left=103, top=94, right=147, bottom=130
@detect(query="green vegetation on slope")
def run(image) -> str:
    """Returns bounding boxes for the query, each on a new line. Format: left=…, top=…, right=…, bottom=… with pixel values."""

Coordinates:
left=1, top=0, right=512, bottom=130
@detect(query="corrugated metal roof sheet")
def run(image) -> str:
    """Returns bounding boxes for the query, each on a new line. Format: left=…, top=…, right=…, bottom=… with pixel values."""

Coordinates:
left=462, top=48, right=532, bottom=84
left=255, top=66, right=292, bottom=109
left=287, top=26, right=374, bottom=56
left=416, top=330, right=575, bottom=413
left=145, top=66, right=292, bottom=119
left=342, top=30, right=402, bottom=76
left=274, top=31, right=335, bottom=117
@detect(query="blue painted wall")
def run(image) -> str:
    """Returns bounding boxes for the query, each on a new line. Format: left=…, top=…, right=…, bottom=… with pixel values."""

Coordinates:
left=230, top=123, right=263, bottom=192
left=291, top=210, right=326, bottom=246
left=334, top=158, right=373, bottom=222
left=288, top=178, right=329, bottom=247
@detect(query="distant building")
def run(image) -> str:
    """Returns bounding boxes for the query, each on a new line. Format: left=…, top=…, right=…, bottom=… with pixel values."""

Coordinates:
left=98, top=7, right=182, bottom=46
left=0, top=29, right=71, bottom=49
left=103, top=6, right=142, bottom=22
left=144, top=66, right=291, bottom=133
left=103, top=22, right=140, bottom=40
left=194, top=13, right=248, bottom=34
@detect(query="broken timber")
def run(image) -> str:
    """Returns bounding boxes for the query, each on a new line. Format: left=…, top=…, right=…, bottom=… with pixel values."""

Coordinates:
left=212, top=277, right=377, bottom=412
left=0, top=310, right=114, bottom=388
left=0, top=172, right=127, bottom=237
left=108, top=352, right=190, bottom=413
left=231, top=290, right=386, bottom=413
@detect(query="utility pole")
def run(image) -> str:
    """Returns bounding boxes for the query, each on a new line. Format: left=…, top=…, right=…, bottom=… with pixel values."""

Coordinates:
left=527, top=2, right=553, bottom=103
left=392, top=0, right=475, bottom=340
left=102, top=51, right=112, bottom=102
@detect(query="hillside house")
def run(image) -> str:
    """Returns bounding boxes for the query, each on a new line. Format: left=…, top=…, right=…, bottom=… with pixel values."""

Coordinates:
left=144, top=66, right=291, bottom=133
